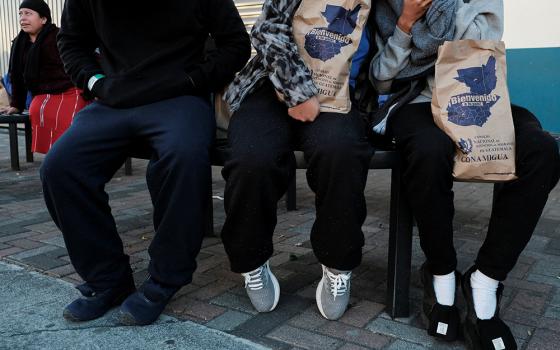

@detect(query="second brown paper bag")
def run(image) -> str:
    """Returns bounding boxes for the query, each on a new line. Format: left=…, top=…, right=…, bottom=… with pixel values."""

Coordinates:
left=432, top=40, right=517, bottom=182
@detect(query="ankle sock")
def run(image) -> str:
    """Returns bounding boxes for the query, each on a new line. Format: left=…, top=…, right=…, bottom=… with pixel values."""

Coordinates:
left=471, top=269, right=499, bottom=320
left=433, top=271, right=456, bottom=306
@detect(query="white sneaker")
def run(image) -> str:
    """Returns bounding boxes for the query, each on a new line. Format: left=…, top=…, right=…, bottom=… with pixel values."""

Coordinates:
left=316, top=264, right=352, bottom=320
left=241, top=261, right=280, bottom=312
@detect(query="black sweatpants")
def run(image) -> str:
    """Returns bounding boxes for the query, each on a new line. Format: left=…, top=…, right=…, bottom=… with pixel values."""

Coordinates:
left=221, top=82, right=373, bottom=273
left=388, top=102, right=560, bottom=281
left=40, top=96, right=215, bottom=290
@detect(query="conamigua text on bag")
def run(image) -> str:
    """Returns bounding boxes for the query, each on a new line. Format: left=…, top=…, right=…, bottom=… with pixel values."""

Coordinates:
left=432, top=40, right=517, bottom=182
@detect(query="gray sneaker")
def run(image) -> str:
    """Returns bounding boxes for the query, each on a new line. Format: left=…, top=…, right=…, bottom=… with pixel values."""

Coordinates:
left=242, top=261, right=280, bottom=313
left=316, top=265, right=352, bottom=320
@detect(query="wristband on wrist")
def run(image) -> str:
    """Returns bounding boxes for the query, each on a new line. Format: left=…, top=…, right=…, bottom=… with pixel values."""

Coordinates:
left=87, top=74, right=106, bottom=92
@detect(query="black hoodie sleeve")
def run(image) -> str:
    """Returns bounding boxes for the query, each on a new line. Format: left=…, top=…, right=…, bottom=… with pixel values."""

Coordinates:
left=187, top=0, right=252, bottom=93
left=56, top=0, right=103, bottom=92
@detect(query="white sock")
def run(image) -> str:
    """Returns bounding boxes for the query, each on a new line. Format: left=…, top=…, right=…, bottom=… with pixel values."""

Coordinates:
left=471, top=270, right=499, bottom=320
left=433, top=272, right=456, bottom=306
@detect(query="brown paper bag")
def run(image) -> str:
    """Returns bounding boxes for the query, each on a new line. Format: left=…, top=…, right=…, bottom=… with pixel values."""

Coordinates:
left=214, top=90, right=231, bottom=140
left=432, top=40, right=517, bottom=182
left=0, top=82, right=10, bottom=109
left=293, top=0, right=371, bottom=114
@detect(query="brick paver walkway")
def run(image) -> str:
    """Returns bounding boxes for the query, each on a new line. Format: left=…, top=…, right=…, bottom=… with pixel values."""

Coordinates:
left=1, top=128, right=559, bottom=349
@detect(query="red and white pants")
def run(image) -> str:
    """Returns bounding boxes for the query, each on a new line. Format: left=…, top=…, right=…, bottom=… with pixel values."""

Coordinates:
left=29, top=87, right=89, bottom=154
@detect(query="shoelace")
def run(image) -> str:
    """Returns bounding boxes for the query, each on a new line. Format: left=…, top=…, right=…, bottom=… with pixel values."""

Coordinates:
left=243, top=265, right=266, bottom=291
left=325, top=268, right=351, bottom=300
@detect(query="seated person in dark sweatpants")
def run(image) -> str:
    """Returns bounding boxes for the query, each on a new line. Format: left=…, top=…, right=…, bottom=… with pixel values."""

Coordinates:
left=40, top=0, right=251, bottom=326
left=370, top=0, right=560, bottom=348
left=221, top=0, right=375, bottom=321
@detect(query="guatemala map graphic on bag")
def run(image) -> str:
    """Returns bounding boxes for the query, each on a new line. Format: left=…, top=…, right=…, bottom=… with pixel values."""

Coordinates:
left=293, top=0, right=371, bottom=113
left=432, top=40, right=516, bottom=182
left=304, top=5, right=361, bottom=61
left=447, top=56, right=501, bottom=127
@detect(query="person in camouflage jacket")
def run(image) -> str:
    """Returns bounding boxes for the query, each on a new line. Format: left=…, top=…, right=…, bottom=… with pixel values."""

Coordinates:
left=221, top=0, right=377, bottom=321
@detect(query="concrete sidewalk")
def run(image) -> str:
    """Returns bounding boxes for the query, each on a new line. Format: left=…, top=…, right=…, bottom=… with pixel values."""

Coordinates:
left=0, top=261, right=266, bottom=350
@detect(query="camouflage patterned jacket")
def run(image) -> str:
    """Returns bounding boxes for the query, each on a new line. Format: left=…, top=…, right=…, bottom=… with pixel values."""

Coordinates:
left=224, top=0, right=317, bottom=113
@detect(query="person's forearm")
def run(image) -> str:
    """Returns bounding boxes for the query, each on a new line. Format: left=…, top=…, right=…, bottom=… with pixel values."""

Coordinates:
left=397, top=16, right=415, bottom=34
left=369, top=29, right=413, bottom=91
left=251, top=0, right=318, bottom=107
left=398, top=0, right=432, bottom=34
left=57, top=0, right=102, bottom=91
left=9, top=78, right=26, bottom=111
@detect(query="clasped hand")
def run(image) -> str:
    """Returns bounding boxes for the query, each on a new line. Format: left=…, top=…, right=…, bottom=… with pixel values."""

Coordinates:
left=398, top=0, right=432, bottom=34
left=0, top=106, right=20, bottom=115
left=287, top=96, right=320, bottom=122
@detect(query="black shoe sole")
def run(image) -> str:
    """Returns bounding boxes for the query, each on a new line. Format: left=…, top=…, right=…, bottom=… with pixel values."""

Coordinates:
left=63, top=309, right=86, bottom=323
left=118, top=310, right=141, bottom=326
left=461, top=266, right=517, bottom=350
left=117, top=307, right=163, bottom=326
left=463, top=320, right=483, bottom=350
left=117, top=295, right=167, bottom=326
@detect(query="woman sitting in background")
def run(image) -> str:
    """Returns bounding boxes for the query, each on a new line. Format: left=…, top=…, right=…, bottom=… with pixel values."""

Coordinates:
left=0, top=0, right=88, bottom=154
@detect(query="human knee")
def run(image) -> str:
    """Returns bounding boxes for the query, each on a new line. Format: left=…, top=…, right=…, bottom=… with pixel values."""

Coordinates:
left=230, top=148, right=283, bottom=176
left=162, top=142, right=211, bottom=170
left=542, top=133, right=559, bottom=160
left=519, top=131, right=559, bottom=167
left=533, top=133, right=560, bottom=176
left=310, top=137, right=370, bottom=165
left=40, top=147, right=72, bottom=185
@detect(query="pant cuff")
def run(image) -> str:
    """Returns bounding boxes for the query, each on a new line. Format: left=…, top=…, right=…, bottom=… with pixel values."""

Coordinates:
left=148, top=261, right=195, bottom=287
left=228, top=249, right=274, bottom=274
left=427, top=261, right=457, bottom=276
left=473, top=264, right=508, bottom=282
left=86, top=267, right=133, bottom=291
left=316, top=248, right=362, bottom=271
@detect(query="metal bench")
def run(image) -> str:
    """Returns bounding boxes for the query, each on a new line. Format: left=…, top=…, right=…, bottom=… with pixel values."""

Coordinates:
left=125, top=139, right=414, bottom=318
left=0, top=113, right=33, bottom=171
left=286, top=147, right=413, bottom=319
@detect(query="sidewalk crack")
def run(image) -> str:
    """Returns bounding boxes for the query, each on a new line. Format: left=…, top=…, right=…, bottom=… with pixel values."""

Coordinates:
left=3, top=320, right=180, bottom=338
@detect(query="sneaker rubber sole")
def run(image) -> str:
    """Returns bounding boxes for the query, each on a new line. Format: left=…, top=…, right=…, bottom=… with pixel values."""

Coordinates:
left=63, top=309, right=86, bottom=322
left=118, top=310, right=139, bottom=326
left=267, top=269, right=280, bottom=312
left=316, top=277, right=329, bottom=319
left=316, top=277, right=346, bottom=320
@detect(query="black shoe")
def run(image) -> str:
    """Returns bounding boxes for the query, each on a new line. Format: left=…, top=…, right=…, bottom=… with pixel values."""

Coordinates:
left=462, top=266, right=517, bottom=350
left=118, top=277, right=180, bottom=326
left=63, top=278, right=136, bottom=322
left=420, top=263, right=461, bottom=342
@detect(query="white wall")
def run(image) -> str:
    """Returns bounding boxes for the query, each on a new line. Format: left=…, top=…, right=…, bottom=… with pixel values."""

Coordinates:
left=503, top=0, right=560, bottom=49
left=2, top=0, right=559, bottom=74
